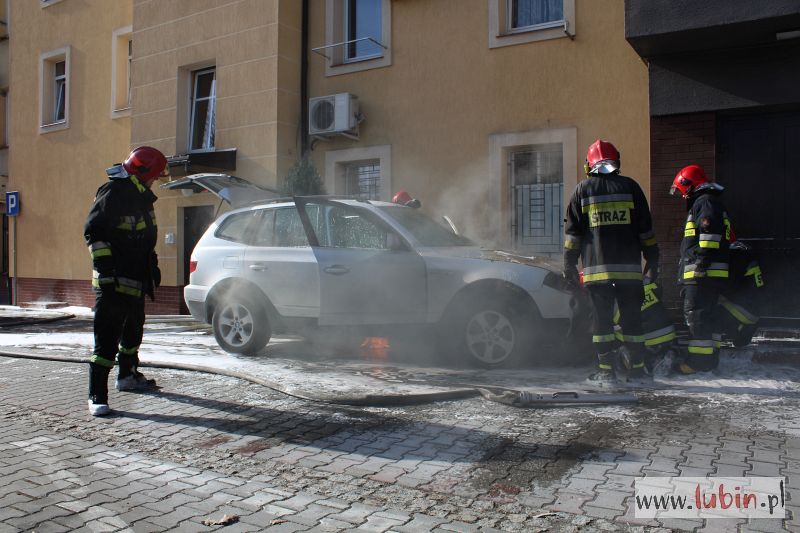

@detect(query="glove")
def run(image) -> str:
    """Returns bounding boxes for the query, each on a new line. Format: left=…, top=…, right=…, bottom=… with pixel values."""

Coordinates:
left=150, top=253, right=161, bottom=288
left=152, top=265, right=162, bottom=289
left=643, top=261, right=659, bottom=284
left=98, top=276, right=118, bottom=299
left=563, top=264, right=580, bottom=290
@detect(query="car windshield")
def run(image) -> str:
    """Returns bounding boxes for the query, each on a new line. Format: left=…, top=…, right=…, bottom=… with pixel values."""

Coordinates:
left=377, top=206, right=474, bottom=247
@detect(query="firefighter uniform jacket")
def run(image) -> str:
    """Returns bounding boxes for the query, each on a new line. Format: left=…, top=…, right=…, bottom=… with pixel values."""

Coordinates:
left=679, top=190, right=732, bottom=284
left=84, top=175, right=159, bottom=299
left=564, top=173, right=658, bottom=286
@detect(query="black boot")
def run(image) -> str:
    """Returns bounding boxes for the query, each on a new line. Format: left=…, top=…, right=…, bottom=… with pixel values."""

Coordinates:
left=88, top=362, right=111, bottom=416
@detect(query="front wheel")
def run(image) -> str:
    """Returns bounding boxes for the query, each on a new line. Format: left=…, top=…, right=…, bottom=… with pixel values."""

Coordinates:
left=440, top=297, right=538, bottom=368
left=212, top=296, right=271, bottom=355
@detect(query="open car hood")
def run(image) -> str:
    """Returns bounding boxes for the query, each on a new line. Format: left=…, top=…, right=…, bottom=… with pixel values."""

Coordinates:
left=160, top=173, right=281, bottom=208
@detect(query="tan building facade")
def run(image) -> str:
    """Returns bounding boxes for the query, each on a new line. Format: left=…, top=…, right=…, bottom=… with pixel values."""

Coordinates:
left=8, top=0, right=649, bottom=313
left=9, top=0, right=302, bottom=312
left=307, top=0, right=650, bottom=252
left=8, top=0, right=135, bottom=307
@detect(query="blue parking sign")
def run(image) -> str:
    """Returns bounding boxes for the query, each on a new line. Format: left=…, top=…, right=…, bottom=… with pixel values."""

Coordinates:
left=6, top=191, right=19, bottom=216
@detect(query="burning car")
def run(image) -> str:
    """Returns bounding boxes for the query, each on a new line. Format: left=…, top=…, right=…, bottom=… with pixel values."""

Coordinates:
left=164, top=174, right=589, bottom=368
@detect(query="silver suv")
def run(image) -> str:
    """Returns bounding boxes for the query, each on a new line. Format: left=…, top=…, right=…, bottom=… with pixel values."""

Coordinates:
left=166, top=174, right=587, bottom=367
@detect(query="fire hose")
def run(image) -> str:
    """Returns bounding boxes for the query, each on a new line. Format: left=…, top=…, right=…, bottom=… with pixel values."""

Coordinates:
left=0, top=348, right=637, bottom=407
left=0, top=310, right=636, bottom=407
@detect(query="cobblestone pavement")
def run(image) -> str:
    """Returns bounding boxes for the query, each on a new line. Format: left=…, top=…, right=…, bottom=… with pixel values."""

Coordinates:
left=0, top=356, right=799, bottom=532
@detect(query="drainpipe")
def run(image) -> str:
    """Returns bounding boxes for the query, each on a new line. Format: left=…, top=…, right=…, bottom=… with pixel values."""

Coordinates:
left=300, top=0, right=309, bottom=155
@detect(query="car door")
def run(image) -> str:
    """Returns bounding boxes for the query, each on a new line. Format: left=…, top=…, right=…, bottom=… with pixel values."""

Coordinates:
left=243, top=206, right=320, bottom=318
left=295, top=198, right=427, bottom=326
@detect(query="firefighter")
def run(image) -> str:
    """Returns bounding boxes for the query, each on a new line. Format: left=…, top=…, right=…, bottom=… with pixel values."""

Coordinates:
left=564, top=140, right=659, bottom=386
left=715, top=240, right=764, bottom=348
left=670, top=164, right=733, bottom=374
left=614, top=278, right=677, bottom=373
left=84, top=146, right=168, bottom=416
left=392, top=190, right=422, bottom=208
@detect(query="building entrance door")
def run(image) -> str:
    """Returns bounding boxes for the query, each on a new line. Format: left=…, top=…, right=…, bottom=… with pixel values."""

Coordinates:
left=717, top=110, right=800, bottom=321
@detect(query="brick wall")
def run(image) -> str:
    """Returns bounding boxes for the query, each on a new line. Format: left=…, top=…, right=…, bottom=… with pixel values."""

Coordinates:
left=15, top=278, right=184, bottom=315
left=650, top=112, right=716, bottom=313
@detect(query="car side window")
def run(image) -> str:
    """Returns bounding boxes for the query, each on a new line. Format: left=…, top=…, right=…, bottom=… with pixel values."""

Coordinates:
left=326, top=205, right=388, bottom=249
left=216, top=211, right=259, bottom=243
left=252, top=209, right=276, bottom=247
left=274, top=207, right=309, bottom=247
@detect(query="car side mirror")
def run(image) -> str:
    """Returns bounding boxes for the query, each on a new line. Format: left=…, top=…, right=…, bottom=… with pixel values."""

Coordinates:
left=386, top=233, right=405, bottom=251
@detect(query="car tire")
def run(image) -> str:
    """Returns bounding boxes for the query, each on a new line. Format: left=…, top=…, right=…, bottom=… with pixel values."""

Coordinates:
left=211, top=295, right=271, bottom=355
left=441, top=296, right=539, bottom=368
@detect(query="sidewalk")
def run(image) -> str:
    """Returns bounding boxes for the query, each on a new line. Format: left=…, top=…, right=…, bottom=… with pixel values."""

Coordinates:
left=1, top=355, right=799, bottom=532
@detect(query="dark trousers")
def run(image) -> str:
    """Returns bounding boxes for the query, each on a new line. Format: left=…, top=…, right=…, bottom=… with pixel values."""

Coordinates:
left=88, top=291, right=146, bottom=401
left=588, top=283, right=645, bottom=370
left=683, top=283, right=721, bottom=371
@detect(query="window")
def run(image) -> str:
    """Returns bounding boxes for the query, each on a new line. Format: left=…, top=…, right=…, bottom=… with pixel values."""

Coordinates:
left=489, top=0, right=574, bottom=48
left=343, top=161, right=381, bottom=200
left=323, top=0, right=392, bottom=76
left=509, top=144, right=564, bottom=255
left=53, top=61, right=66, bottom=122
left=324, top=145, right=392, bottom=200
left=216, top=211, right=259, bottom=243
left=345, top=0, right=383, bottom=62
left=189, top=67, right=216, bottom=151
left=302, top=203, right=389, bottom=250
left=489, top=128, right=577, bottom=253
left=111, top=26, right=133, bottom=117
left=508, top=0, right=563, bottom=31
left=39, top=47, right=70, bottom=132
left=274, top=207, right=309, bottom=247
left=379, top=206, right=474, bottom=247
left=326, top=205, right=388, bottom=249
left=252, top=210, right=277, bottom=247
left=0, top=91, right=7, bottom=148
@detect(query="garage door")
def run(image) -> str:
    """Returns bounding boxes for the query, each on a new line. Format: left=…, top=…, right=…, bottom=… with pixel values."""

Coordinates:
left=717, top=111, right=800, bottom=321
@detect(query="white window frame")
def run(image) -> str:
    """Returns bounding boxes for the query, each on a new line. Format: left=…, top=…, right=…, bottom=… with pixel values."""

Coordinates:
left=39, top=47, right=70, bottom=133
left=188, top=67, right=216, bottom=153
left=110, top=26, right=133, bottom=118
left=323, top=0, right=392, bottom=77
left=489, top=128, right=577, bottom=249
left=324, top=145, right=392, bottom=201
left=489, top=0, right=575, bottom=49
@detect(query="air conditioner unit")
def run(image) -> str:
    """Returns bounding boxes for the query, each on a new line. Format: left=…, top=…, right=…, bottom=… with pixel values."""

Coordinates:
left=309, top=93, right=360, bottom=138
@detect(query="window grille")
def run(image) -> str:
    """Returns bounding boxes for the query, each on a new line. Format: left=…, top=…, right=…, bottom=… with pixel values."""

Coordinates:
left=344, top=161, right=380, bottom=200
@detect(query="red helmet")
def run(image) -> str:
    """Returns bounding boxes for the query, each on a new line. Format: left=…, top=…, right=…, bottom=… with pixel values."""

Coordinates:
left=671, top=164, right=708, bottom=199
left=392, top=191, right=413, bottom=205
left=586, top=140, right=620, bottom=175
left=123, top=146, right=168, bottom=182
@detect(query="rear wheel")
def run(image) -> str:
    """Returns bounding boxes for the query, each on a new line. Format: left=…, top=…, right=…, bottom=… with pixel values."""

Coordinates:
left=441, top=296, right=539, bottom=368
left=212, top=295, right=271, bottom=355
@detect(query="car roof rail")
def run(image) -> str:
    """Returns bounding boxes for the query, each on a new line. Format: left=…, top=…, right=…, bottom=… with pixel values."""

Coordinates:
left=294, top=195, right=371, bottom=202
left=238, top=195, right=377, bottom=209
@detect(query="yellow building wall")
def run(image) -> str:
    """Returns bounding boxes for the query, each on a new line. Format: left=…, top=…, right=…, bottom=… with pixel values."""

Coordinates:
left=308, top=0, right=650, bottom=246
left=131, top=0, right=300, bottom=286
left=8, top=0, right=132, bottom=281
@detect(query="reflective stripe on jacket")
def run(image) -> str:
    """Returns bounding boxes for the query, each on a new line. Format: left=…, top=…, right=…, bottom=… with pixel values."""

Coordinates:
left=564, top=173, right=658, bottom=286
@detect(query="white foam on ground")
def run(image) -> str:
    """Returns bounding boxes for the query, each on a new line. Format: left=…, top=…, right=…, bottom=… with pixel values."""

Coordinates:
left=0, top=307, right=798, bottom=400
